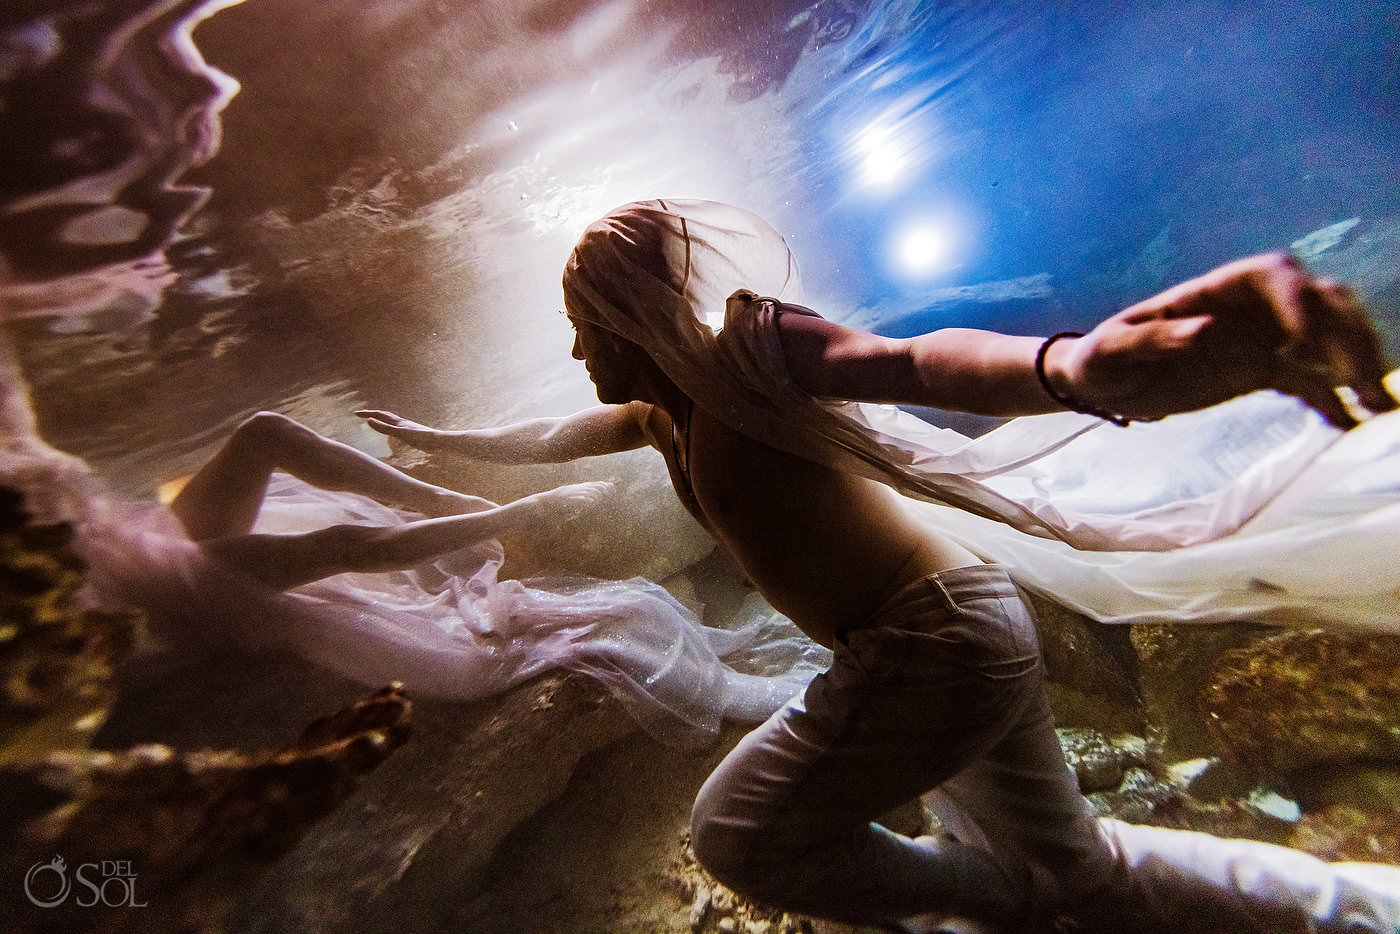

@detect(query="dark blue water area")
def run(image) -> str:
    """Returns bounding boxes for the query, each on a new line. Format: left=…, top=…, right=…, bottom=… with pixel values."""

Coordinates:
left=771, top=0, right=1400, bottom=338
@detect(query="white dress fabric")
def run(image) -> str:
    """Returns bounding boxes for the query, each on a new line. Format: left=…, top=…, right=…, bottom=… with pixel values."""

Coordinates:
left=564, top=199, right=1400, bottom=632
left=83, top=474, right=822, bottom=740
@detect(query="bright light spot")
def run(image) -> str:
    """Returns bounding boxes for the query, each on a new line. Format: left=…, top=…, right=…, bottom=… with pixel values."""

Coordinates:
left=895, top=223, right=953, bottom=278
left=854, top=125, right=906, bottom=187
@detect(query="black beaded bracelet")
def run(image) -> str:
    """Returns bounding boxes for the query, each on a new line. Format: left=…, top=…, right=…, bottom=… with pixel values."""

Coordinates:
left=1034, top=332, right=1133, bottom=427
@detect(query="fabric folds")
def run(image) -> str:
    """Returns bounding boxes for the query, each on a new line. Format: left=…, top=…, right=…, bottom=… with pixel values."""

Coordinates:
left=84, top=475, right=826, bottom=741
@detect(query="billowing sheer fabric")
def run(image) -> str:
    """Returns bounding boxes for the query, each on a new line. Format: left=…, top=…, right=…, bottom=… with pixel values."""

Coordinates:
left=83, top=475, right=824, bottom=741
left=564, top=199, right=1400, bottom=633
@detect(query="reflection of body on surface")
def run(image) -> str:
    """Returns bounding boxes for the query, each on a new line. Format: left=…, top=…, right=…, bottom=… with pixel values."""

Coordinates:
left=364, top=199, right=1400, bottom=933
left=81, top=410, right=811, bottom=734
left=167, top=411, right=600, bottom=590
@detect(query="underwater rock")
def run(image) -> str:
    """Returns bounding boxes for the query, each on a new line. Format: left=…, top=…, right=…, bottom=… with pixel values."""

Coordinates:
left=2, top=683, right=410, bottom=933
left=1056, top=727, right=1148, bottom=793
left=1, top=342, right=132, bottom=766
left=1288, top=805, right=1400, bottom=864
left=1086, top=767, right=1296, bottom=845
left=1130, top=622, right=1278, bottom=769
left=1201, top=629, right=1400, bottom=777
left=1245, top=786, right=1303, bottom=823
left=453, top=717, right=859, bottom=934
left=664, top=832, right=841, bottom=934
left=1024, top=592, right=1143, bottom=735
left=0, top=486, right=140, bottom=764
left=1163, top=756, right=1250, bottom=803
left=1290, top=763, right=1400, bottom=816
left=1283, top=764, right=1400, bottom=864
left=1087, top=766, right=1182, bottom=823
left=227, top=669, right=638, bottom=934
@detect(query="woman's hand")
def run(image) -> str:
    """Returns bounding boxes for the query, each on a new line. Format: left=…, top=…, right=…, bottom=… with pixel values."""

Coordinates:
left=356, top=410, right=469, bottom=453
left=1050, top=253, right=1397, bottom=428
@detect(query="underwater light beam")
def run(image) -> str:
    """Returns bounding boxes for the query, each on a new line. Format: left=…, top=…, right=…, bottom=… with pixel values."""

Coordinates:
left=853, top=124, right=908, bottom=187
left=893, top=221, right=956, bottom=279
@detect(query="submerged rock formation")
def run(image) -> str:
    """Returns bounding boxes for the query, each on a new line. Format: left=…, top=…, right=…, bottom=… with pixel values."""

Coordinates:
left=1203, top=629, right=1400, bottom=776
left=0, top=486, right=139, bottom=767
left=3, top=684, right=411, bottom=933
left=1030, top=592, right=1400, bottom=877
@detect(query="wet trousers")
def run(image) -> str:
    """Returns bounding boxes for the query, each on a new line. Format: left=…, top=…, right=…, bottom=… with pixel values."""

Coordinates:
left=690, top=564, right=1400, bottom=933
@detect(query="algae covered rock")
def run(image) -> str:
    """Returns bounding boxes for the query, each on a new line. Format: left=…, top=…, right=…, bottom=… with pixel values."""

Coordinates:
left=1290, top=763, right=1400, bottom=816
left=1130, top=621, right=1278, bottom=768
left=1201, top=629, right=1400, bottom=776
left=0, top=486, right=140, bottom=764
left=1056, top=727, right=1148, bottom=793
left=1025, top=592, right=1143, bottom=735
left=1288, top=804, right=1400, bottom=864
left=0, top=467, right=414, bottom=933
left=3, top=683, right=411, bottom=932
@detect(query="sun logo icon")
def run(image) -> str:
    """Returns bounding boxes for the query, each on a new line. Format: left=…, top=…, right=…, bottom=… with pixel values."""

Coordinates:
left=24, top=856, right=70, bottom=907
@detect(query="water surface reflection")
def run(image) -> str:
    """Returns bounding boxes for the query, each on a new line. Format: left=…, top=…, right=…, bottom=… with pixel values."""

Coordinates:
left=5, top=0, right=1397, bottom=499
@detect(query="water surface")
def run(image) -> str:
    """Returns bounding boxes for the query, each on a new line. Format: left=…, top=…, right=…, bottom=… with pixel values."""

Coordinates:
left=4, top=0, right=1397, bottom=496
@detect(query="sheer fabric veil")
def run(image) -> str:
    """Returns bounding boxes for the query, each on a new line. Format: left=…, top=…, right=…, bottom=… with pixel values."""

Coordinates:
left=84, top=476, right=821, bottom=742
left=564, top=199, right=1400, bottom=632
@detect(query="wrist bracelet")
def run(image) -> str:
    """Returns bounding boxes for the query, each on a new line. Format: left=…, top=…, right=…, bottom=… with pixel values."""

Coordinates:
left=1034, top=332, right=1133, bottom=427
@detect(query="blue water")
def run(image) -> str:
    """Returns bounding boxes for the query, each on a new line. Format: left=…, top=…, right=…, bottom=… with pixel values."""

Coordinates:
left=3, top=0, right=1398, bottom=492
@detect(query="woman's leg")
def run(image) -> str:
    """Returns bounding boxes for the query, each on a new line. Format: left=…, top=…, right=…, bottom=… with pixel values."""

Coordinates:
left=689, top=676, right=1030, bottom=927
left=201, top=481, right=608, bottom=590
left=690, top=567, right=1074, bottom=929
left=1076, top=817, right=1400, bottom=933
left=171, top=411, right=494, bottom=542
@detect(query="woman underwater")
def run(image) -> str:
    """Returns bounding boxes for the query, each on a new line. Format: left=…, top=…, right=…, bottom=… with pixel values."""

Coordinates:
left=364, top=199, right=1400, bottom=933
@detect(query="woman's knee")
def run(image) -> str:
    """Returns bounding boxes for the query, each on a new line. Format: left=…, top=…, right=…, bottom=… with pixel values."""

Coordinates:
left=239, top=410, right=296, bottom=436
left=691, top=783, right=756, bottom=890
left=232, top=410, right=303, bottom=453
left=690, top=783, right=798, bottom=901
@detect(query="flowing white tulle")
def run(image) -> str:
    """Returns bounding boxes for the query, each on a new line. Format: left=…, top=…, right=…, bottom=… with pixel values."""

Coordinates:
left=84, top=475, right=826, bottom=741
left=565, top=199, right=1400, bottom=632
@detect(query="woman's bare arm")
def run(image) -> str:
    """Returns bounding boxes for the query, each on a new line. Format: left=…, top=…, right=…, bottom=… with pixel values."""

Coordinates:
left=773, top=312, right=1055, bottom=417
left=771, top=253, right=1396, bottom=428
left=356, top=401, right=651, bottom=464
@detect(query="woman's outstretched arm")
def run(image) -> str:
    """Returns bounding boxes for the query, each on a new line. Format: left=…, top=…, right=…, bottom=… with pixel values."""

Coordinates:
left=356, top=400, right=651, bottom=464
left=773, top=253, right=1396, bottom=428
left=200, top=481, right=611, bottom=590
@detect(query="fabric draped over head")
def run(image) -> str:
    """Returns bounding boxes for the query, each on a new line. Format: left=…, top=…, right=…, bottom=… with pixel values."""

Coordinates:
left=562, top=199, right=1400, bottom=632
left=564, top=199, right=1109, bottom=544
left=563, top=198, right=802, bottom=429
